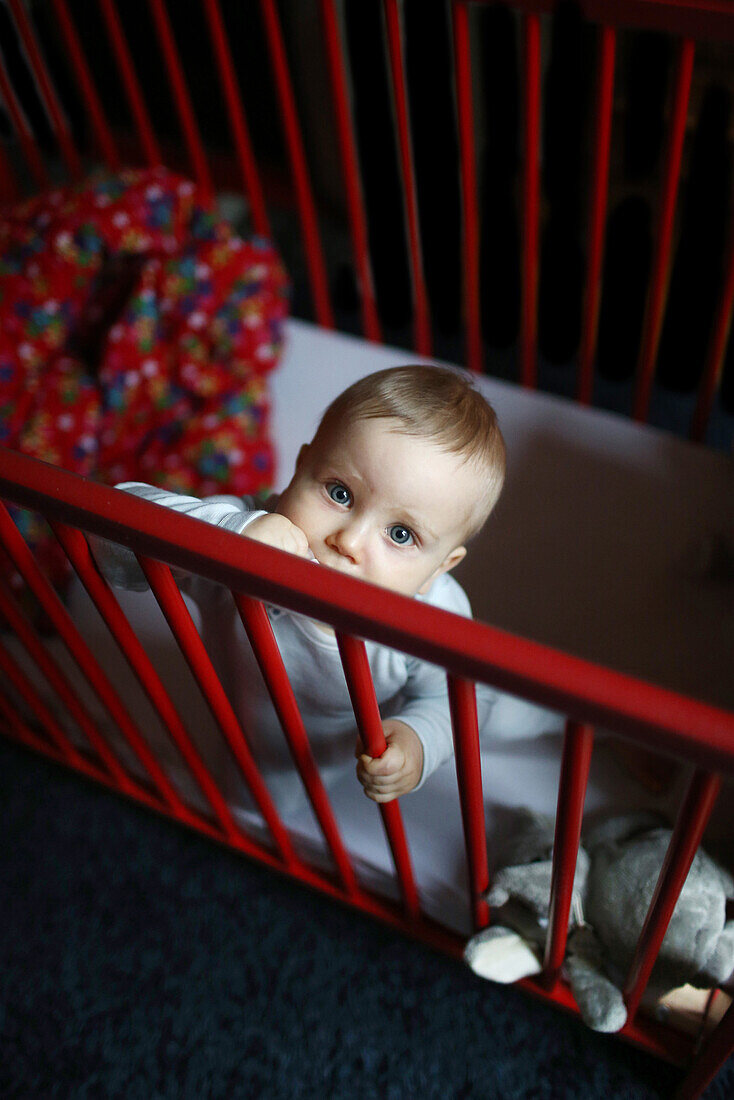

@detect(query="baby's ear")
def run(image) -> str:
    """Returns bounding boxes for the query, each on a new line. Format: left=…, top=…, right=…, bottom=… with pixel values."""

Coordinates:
left=442, top=545, right=467, bottom=574
left=418, top=545, right=466, bottom=594
left=295, top=443, right=311, bottom=469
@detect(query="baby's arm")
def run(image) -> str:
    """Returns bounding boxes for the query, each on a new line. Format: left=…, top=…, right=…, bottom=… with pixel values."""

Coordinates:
left=355, top=719, right=424, bottom=803
left=91, top=482, right=270, bottom=591
left=353, top=579, right=477, bottom=802
left=353, top=657, right=457, bottom=802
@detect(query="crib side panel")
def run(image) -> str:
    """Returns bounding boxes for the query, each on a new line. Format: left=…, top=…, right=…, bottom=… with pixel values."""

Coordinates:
left=2, top=457, right=733, bottom=1090
left=1, top=1, right=733, bottom=442
left=0, top=483, right=462, bottom=946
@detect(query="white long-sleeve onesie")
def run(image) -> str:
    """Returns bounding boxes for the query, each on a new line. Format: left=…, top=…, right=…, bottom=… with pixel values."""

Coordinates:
left=92, top=483, right=492, bottom=807
left=93, top=483, right=561, bottom=811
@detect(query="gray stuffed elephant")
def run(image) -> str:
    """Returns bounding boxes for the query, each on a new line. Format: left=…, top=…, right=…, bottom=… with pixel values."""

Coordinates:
left=464, top=809, right=734, bottom=1032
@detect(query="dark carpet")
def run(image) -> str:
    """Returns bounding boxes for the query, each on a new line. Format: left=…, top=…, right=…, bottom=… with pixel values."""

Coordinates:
left=1, top=738, right=731, bottom=1099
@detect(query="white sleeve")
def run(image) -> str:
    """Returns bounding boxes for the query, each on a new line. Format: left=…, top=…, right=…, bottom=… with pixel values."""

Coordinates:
left=390, top=575, right=492, bottom=790
left=89, top=482, right=268, bottom=592
left=391, top=655, right=456, bottom=790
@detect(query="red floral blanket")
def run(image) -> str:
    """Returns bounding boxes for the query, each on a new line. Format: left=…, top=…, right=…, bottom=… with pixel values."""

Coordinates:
left=0, top=167, right=289, bottom=587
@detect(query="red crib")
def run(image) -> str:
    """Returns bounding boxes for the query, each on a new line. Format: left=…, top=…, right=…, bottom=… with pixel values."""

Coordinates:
left=1, top=2, right=734, bottom=1096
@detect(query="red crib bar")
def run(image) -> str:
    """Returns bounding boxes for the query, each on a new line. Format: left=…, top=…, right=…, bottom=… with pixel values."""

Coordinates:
left=623, top=768, right=722, bottom=1022
left=0, top=48, right=50, bottom=190
left=137, top=555, right=298, bottom=868
left=49, top=520, right=236, bottom=832
left=383, top=0, right=432, bottom=356
left=335, top=630, right=421, bottom=919
left=49, top=0, right=121, bottom=171
left=578, top=25, right=616, bottom=406
left=447, top=675, right=490, bottom=931
left=543, top=721, right=594, bottom=983
left=690, top=227, right=734, bottom=442
left=452, top=0, right=482, bottom=374
left=99, top=0, right=161, bottom=168
left=0, top=505, right=195, bottom=817
left=521, top=10, right=542, bottom=390
left=633, top=36, right=695, bottom=423
left=234, top=593, right=360, bottom=896
left=201, top=0, right=270, bottom=237
left=259, top=0, right=334, bottom=329
left=0, top=578, right=136, bottom=794
left=0, top=635, right=89, bottom=772
left=148, top=0, right=213, bottom=202
left=320, top=0, right=381, bottom=343
left=7, top=0, right=82, bottom=180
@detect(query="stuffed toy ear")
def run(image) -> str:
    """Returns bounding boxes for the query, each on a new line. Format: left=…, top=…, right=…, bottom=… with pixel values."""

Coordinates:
left=485, top=861, right=556, bottom=917
left=564, top=926, right=628, bottom=1033
left=487, top=848, right=589, bottom=927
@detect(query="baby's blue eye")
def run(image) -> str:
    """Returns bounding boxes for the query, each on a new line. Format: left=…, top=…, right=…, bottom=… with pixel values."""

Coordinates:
left=388, top=525, right=413, bottom=546
left=327, top=482, right=351, bottom=506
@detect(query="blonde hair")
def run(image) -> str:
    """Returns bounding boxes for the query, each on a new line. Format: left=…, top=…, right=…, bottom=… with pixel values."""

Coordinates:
left=315, top=365, right=506, bottom=537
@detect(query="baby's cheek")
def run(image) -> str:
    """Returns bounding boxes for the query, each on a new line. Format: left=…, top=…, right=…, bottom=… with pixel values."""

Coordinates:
left=278, top=501, right=310, bottom=534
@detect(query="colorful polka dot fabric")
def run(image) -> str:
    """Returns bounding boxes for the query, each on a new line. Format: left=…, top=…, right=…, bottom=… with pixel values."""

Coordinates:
left=0, top=167, right=290, bottom=589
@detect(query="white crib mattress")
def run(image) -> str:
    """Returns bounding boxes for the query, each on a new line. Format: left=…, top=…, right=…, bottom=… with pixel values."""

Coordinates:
left=7, top=318, right=733, bottom=939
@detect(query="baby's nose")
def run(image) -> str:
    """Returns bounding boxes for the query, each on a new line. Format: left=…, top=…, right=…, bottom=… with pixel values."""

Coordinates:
left=330, top=521, right=363, bottom=562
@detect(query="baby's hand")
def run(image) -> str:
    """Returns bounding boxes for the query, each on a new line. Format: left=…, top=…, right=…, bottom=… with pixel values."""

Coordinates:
left=244, top=513, right=311, bottom=558
left=355, top=719, right=424, bottom=803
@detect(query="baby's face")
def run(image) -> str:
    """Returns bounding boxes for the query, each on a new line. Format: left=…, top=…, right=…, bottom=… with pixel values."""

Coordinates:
left=276, top=417, right=479, bottom=596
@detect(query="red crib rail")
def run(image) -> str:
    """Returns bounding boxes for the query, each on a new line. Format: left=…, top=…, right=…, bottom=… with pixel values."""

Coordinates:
left=448, top=675, right=490, bottom=931
left=336, top=630, right=421, bottom=919
left=543, top=720, right=595, bottom=984
left=259, top=0, right=334, bottom=329
left=6, top=0, right=82, bottom=180
left=452, top=0, right=482, bottom=376
left=98, top=0, right=161, bottom=168
left=1, top=448, right=733, bottom=1093
left=382, top=0, right=432, bottom=356
left=633, top=35, right=695, bottom=422
left=578, top=23, right=616, bottom=406
left=320, top=0, right=381, bottom=343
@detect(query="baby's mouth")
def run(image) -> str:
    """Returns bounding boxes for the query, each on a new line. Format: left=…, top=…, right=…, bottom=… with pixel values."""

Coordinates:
left=314, top=550, right=358, bottom=576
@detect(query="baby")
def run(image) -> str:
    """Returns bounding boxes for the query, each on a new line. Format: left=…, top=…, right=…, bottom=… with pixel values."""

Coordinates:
left=95, top=365, right=507, bottom=808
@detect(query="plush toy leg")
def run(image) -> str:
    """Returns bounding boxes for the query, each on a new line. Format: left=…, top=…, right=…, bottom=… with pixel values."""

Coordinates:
left=464, top=926, right=543, bottom=984
left=564, top=926, right=628, bottom=1033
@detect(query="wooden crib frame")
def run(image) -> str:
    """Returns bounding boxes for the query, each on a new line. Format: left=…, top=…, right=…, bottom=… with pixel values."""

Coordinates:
left=1, top=2, right=733, bottom=1096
